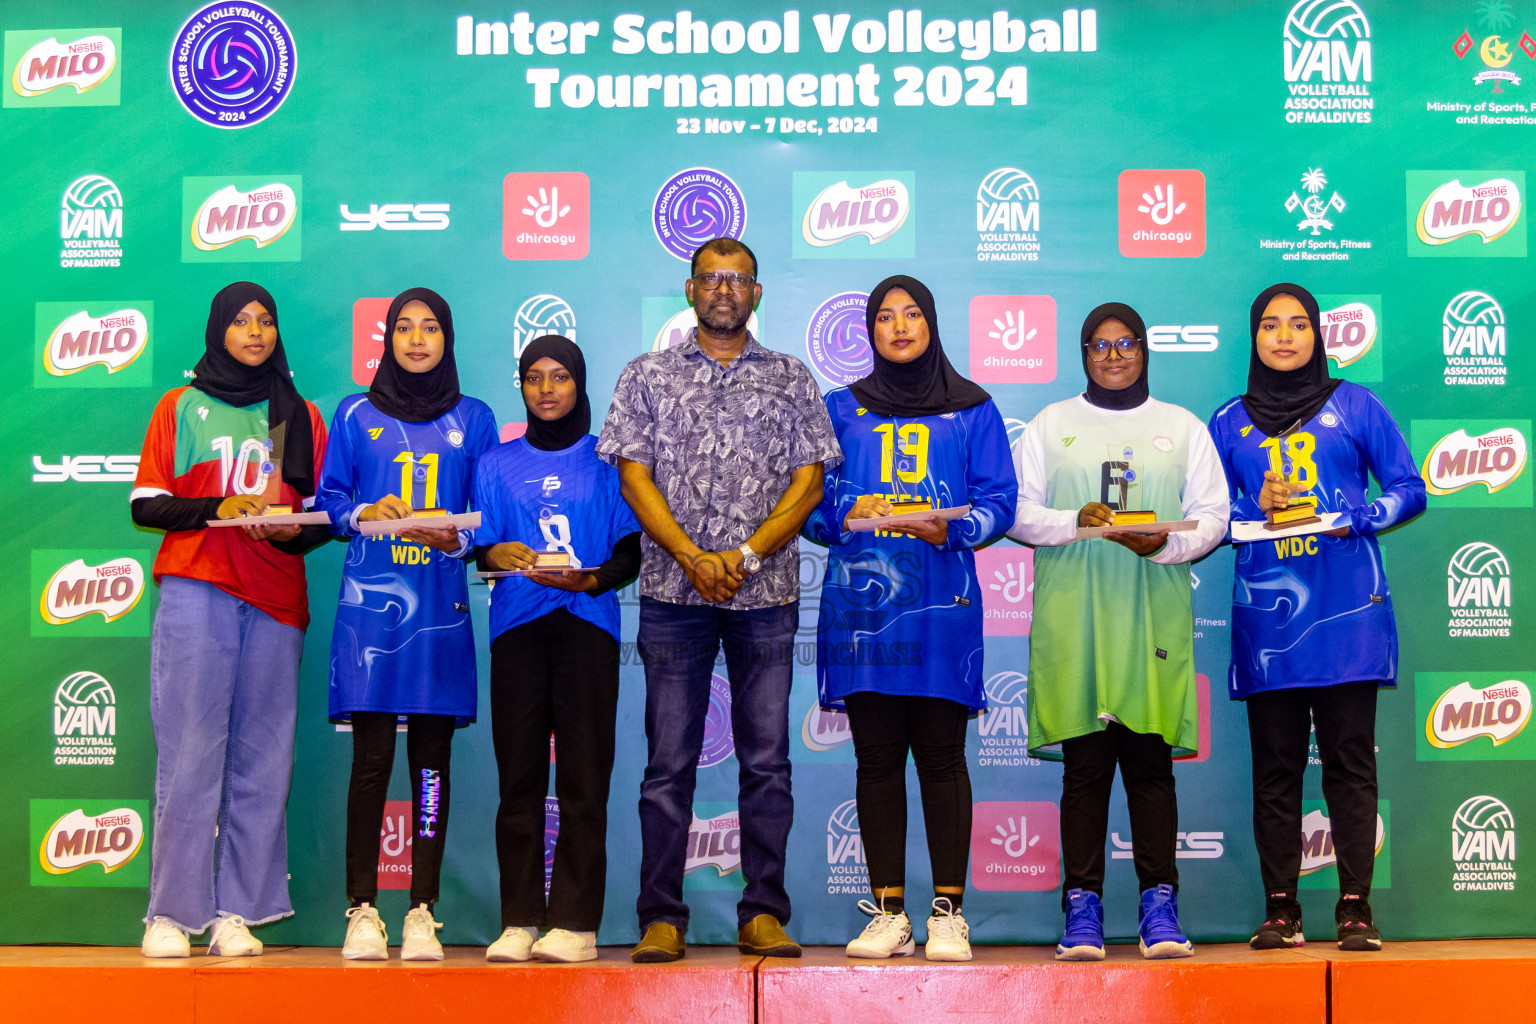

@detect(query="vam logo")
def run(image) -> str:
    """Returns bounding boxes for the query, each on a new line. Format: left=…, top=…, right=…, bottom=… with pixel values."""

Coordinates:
left=1421, top=426, right=1528, bottom=497
left=1408, top=172, right=1526, bottom=257
left=977, top=671, right=1038, bottom=768
left=826, top=798, right=868, bottom=895
left=1428, top=679, right=1531, bottom=749
left=976, top=167, right=1041, bottom=263
left=1443, top=290, right=1507, bottom=387
left=1147, top=324, right=1219, bottom=353
left=513, top=294, right=577, bottom=359
left=1447, top=541, right=1512, bottom=639
left=1452, top=795, right=1517, bottom=892
left=30, top=799, right=150, bottom=886
left=41, top=308, right=149, bottom=379
left=339, top=203, right=449, bottom=231
left=7, top=30, right=120, bottom=104
left=59, top=174, right=122, bottom=269
left=1282, top=0, right=1373, bottom=124
left=53, top=670, right=116, bottom=767
left=182, top=176, right=302, bottom=263
left=793, top=172, right=915, bottom=258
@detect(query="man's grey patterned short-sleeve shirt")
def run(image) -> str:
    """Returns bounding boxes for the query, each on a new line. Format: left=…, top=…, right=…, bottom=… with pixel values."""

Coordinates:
left=596, top=330, right=842, bottom=610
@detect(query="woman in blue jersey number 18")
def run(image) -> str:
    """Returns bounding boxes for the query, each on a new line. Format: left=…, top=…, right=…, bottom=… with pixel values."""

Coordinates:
left=476, top=336, right=640, bottom=965
left=804, top=276, right=1017, bottom=962
left=1007, top=302, right=1229, bottom=962
left=315, top=288, right=498, bottom=961
left=1208, top=283, right=1424, bottom=952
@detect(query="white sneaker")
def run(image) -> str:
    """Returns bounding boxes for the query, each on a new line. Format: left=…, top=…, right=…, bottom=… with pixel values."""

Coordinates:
left=142, top=916, right=190, bottom=958
left=208, top=914, right=263, bottom=956
left=486, top=925, right=539, bottom=962
left=401, top=903, right=444, bottom=961
left=531, top=928, right=597, bottom=963
left=845, top=899, right=915, bottom=959
left=924, top=898, right=972, bottom=962
left=342, top=904, right=388, bottom=960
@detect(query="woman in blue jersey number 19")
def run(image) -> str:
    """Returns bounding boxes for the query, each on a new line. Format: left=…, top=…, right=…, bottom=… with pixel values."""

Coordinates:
left=804, top=276, right=1017, bottom=962
left=1208, top=283, right=1424, bottom=952
left=476, top=336, right=640, bottom=965
left=1007, top=302, right=1229, bottom=962
left=315, top=288, right=498, bottom=961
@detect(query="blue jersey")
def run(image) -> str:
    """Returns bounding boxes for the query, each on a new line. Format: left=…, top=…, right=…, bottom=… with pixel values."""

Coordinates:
left=803, top=391, right=1017, bottom=711
left=473, top=435, right=639, bottom=644
left=316, top=394, right=499, bottom=722
left=1208, top=382, right=1426, bottom=700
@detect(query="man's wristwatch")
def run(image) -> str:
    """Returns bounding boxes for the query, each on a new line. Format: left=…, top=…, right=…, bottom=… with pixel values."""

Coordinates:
left=739, top=543, right=763, bottom=575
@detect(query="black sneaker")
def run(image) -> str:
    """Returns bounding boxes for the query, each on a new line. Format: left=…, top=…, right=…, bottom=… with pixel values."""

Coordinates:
left=1335, top=894, right=1382, bottom=951
left=1249, top=895, right=1304, bottom=949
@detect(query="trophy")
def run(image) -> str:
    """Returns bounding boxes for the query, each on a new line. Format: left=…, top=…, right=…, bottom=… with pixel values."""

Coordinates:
left=532, top=551, right=572, bottom=570
left=1109, top=510, right=1158, bottom=526
left=1264, top=437, right=1320, bottom=531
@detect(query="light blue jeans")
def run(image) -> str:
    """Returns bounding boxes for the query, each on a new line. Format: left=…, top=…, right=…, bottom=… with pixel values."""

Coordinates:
left=145, top=576, right=304, bottom=933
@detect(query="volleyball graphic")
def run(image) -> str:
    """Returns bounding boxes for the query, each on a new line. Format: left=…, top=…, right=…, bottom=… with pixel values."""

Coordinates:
left=62, top=175, right=120, bottom=214
left=977, top=168, right=1039, bottom=206
left=1284, top=0, right=1371, bottom=44
left=805, top=292, right=873, bottom=385
left=1444, top=291, right=1505, bottom=332
left=54, top=671, right=114, bottom=709
left=512, top=294, right=576, bottom=359
left=828, top=798, right=861, bottom=839
left=1454, top=795, right=1515, bottom=836
left=652, top=168, right=747, bottom=261
left=1448, top=542, right=1511, bottom=582
left=985, top=671, right=1030, bottom=706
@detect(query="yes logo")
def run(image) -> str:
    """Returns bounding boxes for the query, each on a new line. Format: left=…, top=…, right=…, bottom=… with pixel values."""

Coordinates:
left=968, top=295, right=1056, bottom=384
left=183, top=177, right=303, bottom=262
left=1118, top=170, right=1206, bottom=258
left=5, top=29, right=121, bottom=106
left=35, top=303, right=152, bottom=388
left=31, top=799, right=149, bottom=886
left=793, top=172, right=915, bottom=258
left=970, top=801, right=1060, bottom=891
left=1408, top=172, right=1526, bottom=257
left=503, top=172, right=589, bottom=260
left=1147, top=324, right=1219, bottom=353
left=32, top=551, right=152, bottom=637
left=1414, top=420, right=1532, bottom=508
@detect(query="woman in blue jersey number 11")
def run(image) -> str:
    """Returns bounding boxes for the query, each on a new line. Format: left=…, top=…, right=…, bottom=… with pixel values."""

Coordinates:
left=804, top=276, right=1017, bottom=962
left=315, top=288, right=498, bottom=961
left=1208, top=283, right=1424, bottom=952
left=477, top=336, right=640, bottom=964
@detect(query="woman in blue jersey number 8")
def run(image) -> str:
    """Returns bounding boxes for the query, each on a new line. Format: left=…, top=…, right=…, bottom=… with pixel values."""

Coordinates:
left=315, top=288, right=499, bottom=961
left=476, top=335, right=640, bottom=964
left=804, top=276, right=1017, bottom=961
left=1208, top=283, right=1424, bottom=952
left=1007, top=302, right=1229, bottom=962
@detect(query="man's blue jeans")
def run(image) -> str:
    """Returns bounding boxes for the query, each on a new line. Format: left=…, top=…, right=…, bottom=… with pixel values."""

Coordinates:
left=636, top=597, right=797, bottom=932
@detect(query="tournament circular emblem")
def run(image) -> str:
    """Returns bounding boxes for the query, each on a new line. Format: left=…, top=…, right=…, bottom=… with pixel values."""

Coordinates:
left=697, top=673, right=736, bottom=768
left=652, top=168, right=747, bottom=262
left=805, top=292, right=873, bottom=386
left=171, top=2, right=296, bottom=129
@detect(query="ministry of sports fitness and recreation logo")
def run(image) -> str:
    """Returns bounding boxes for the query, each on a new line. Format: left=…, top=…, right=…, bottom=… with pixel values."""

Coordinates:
left=30, top=799, right=149, bottom=887
left=976, top=168, right=1041, bottom=263
left=504, top=172, right=589, bottom=260
left=59, top=174, right=122, bottom=270
left=1452, top=795, right=1517, bottom=892
left=1281, top=0, right=1374, bottom=124
left=970, top=801, right=1059, bottom=891
left=53, top=671, right=116, bottom=767
left=1413, top=420, right=1532, bottom=508
left=1117, top=170, right=1205, bottom=258
left=1417, top=672, right=1536, bottom=761
left=793, top=171, right=915, bottom=259
left=653, top=167, right=746, bottom=262
left=1447, top=542, right=1513, bottom=640
left=5, top=29, right=121, bottom=107
left=697, top=673, right=735, bottom=768
left=969, top=295, right=1056, bottom=384
left=826, top=799, right=869, bottom=895
left=1299, top=802, right=1389, bottom=888
left=33, top=553, right=149, bottom=638
left=805, top=292, right=873, bottom=387
left=976, top=547, right=1033, bottom=637
left=977, top=671, right=1039, bottom=768
left=512, top=294, right=577, bottom=361
left=1260, top=168, right=1371, bottom=260
left=1407, top=171, right=1527, bottom=257
left=1454, top=2, right=1535, bottom=95
left=1314, top=294, right=1382, bottom=382
left=171, top=2, right=295, bottom=128
left=34, top=302, right=153, bottom=389
left=182, top=176, right=302, bottom=262
left=1442, top=290, right=1508, bottom=386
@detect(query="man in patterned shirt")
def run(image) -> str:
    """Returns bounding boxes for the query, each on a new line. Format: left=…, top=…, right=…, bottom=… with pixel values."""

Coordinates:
left=598, top=237, right=841, bottom=962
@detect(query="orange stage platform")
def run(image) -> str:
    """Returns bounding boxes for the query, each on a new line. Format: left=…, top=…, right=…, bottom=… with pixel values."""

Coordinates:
left=3, top=940, right=1533, bottom=1024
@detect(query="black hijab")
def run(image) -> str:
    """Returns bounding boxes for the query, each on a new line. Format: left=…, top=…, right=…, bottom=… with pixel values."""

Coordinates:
left=191, top=281, right=315, bottom=497
left=367, top=287, right=462, bottom=423
left=848, top=275, right=990, bottom=418
left=1241, top=283, right=1342, bottom=437
left=1080, top=302, right=1150, bottom=411
left=519, top=334, right=591, bottom=451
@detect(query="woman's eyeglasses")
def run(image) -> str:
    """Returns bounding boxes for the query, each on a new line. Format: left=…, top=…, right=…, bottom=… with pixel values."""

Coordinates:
left=1083, top=337, right=1141, bottom=361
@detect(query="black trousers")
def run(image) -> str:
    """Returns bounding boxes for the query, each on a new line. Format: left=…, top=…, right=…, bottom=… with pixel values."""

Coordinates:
left=1247, top=680, right=1379, bottom=898
left=492, top=608, right=620, bottom=931
left=843, top=692, right=972, bottom=892
left=345, top=711, right=456, bottom=907
left=1059, top=720, right=1178, bottom=909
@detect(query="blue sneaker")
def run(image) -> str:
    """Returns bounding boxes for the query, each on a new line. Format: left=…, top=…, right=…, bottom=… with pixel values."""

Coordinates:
left=1138, top=884, right=1194, bottom=959
left=1055, top=889, right=1105, bottom=961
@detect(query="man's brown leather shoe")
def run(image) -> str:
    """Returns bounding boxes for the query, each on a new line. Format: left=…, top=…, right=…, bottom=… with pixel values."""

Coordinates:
left=631, top=922, right=686, bottom=963
left=737, top=914, right=802, bottom=957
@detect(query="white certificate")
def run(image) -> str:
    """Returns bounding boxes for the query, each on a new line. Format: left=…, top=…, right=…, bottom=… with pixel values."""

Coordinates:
left=357, top=510, right=481, bottom=537
left=848, top=504, right=972, bottom=533
left=1231, top=512, right=1344, bottom=544
left=1074, top=519, right=1199, bottom=540
left=206, top=511, right=331, bottom=528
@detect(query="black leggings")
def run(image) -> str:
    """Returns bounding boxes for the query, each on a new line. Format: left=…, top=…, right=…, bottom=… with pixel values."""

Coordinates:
left=344, top=712, right=456, bottom=908
left=843, top=692, right=972, bottom=893
left=1059, top=720, right=1178, bottom=909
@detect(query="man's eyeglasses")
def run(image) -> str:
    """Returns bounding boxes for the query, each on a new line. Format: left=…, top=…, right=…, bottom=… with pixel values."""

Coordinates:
left=693, top=271, right=756, bottom=292
left=1083, top=337, right=1141, bottom=361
